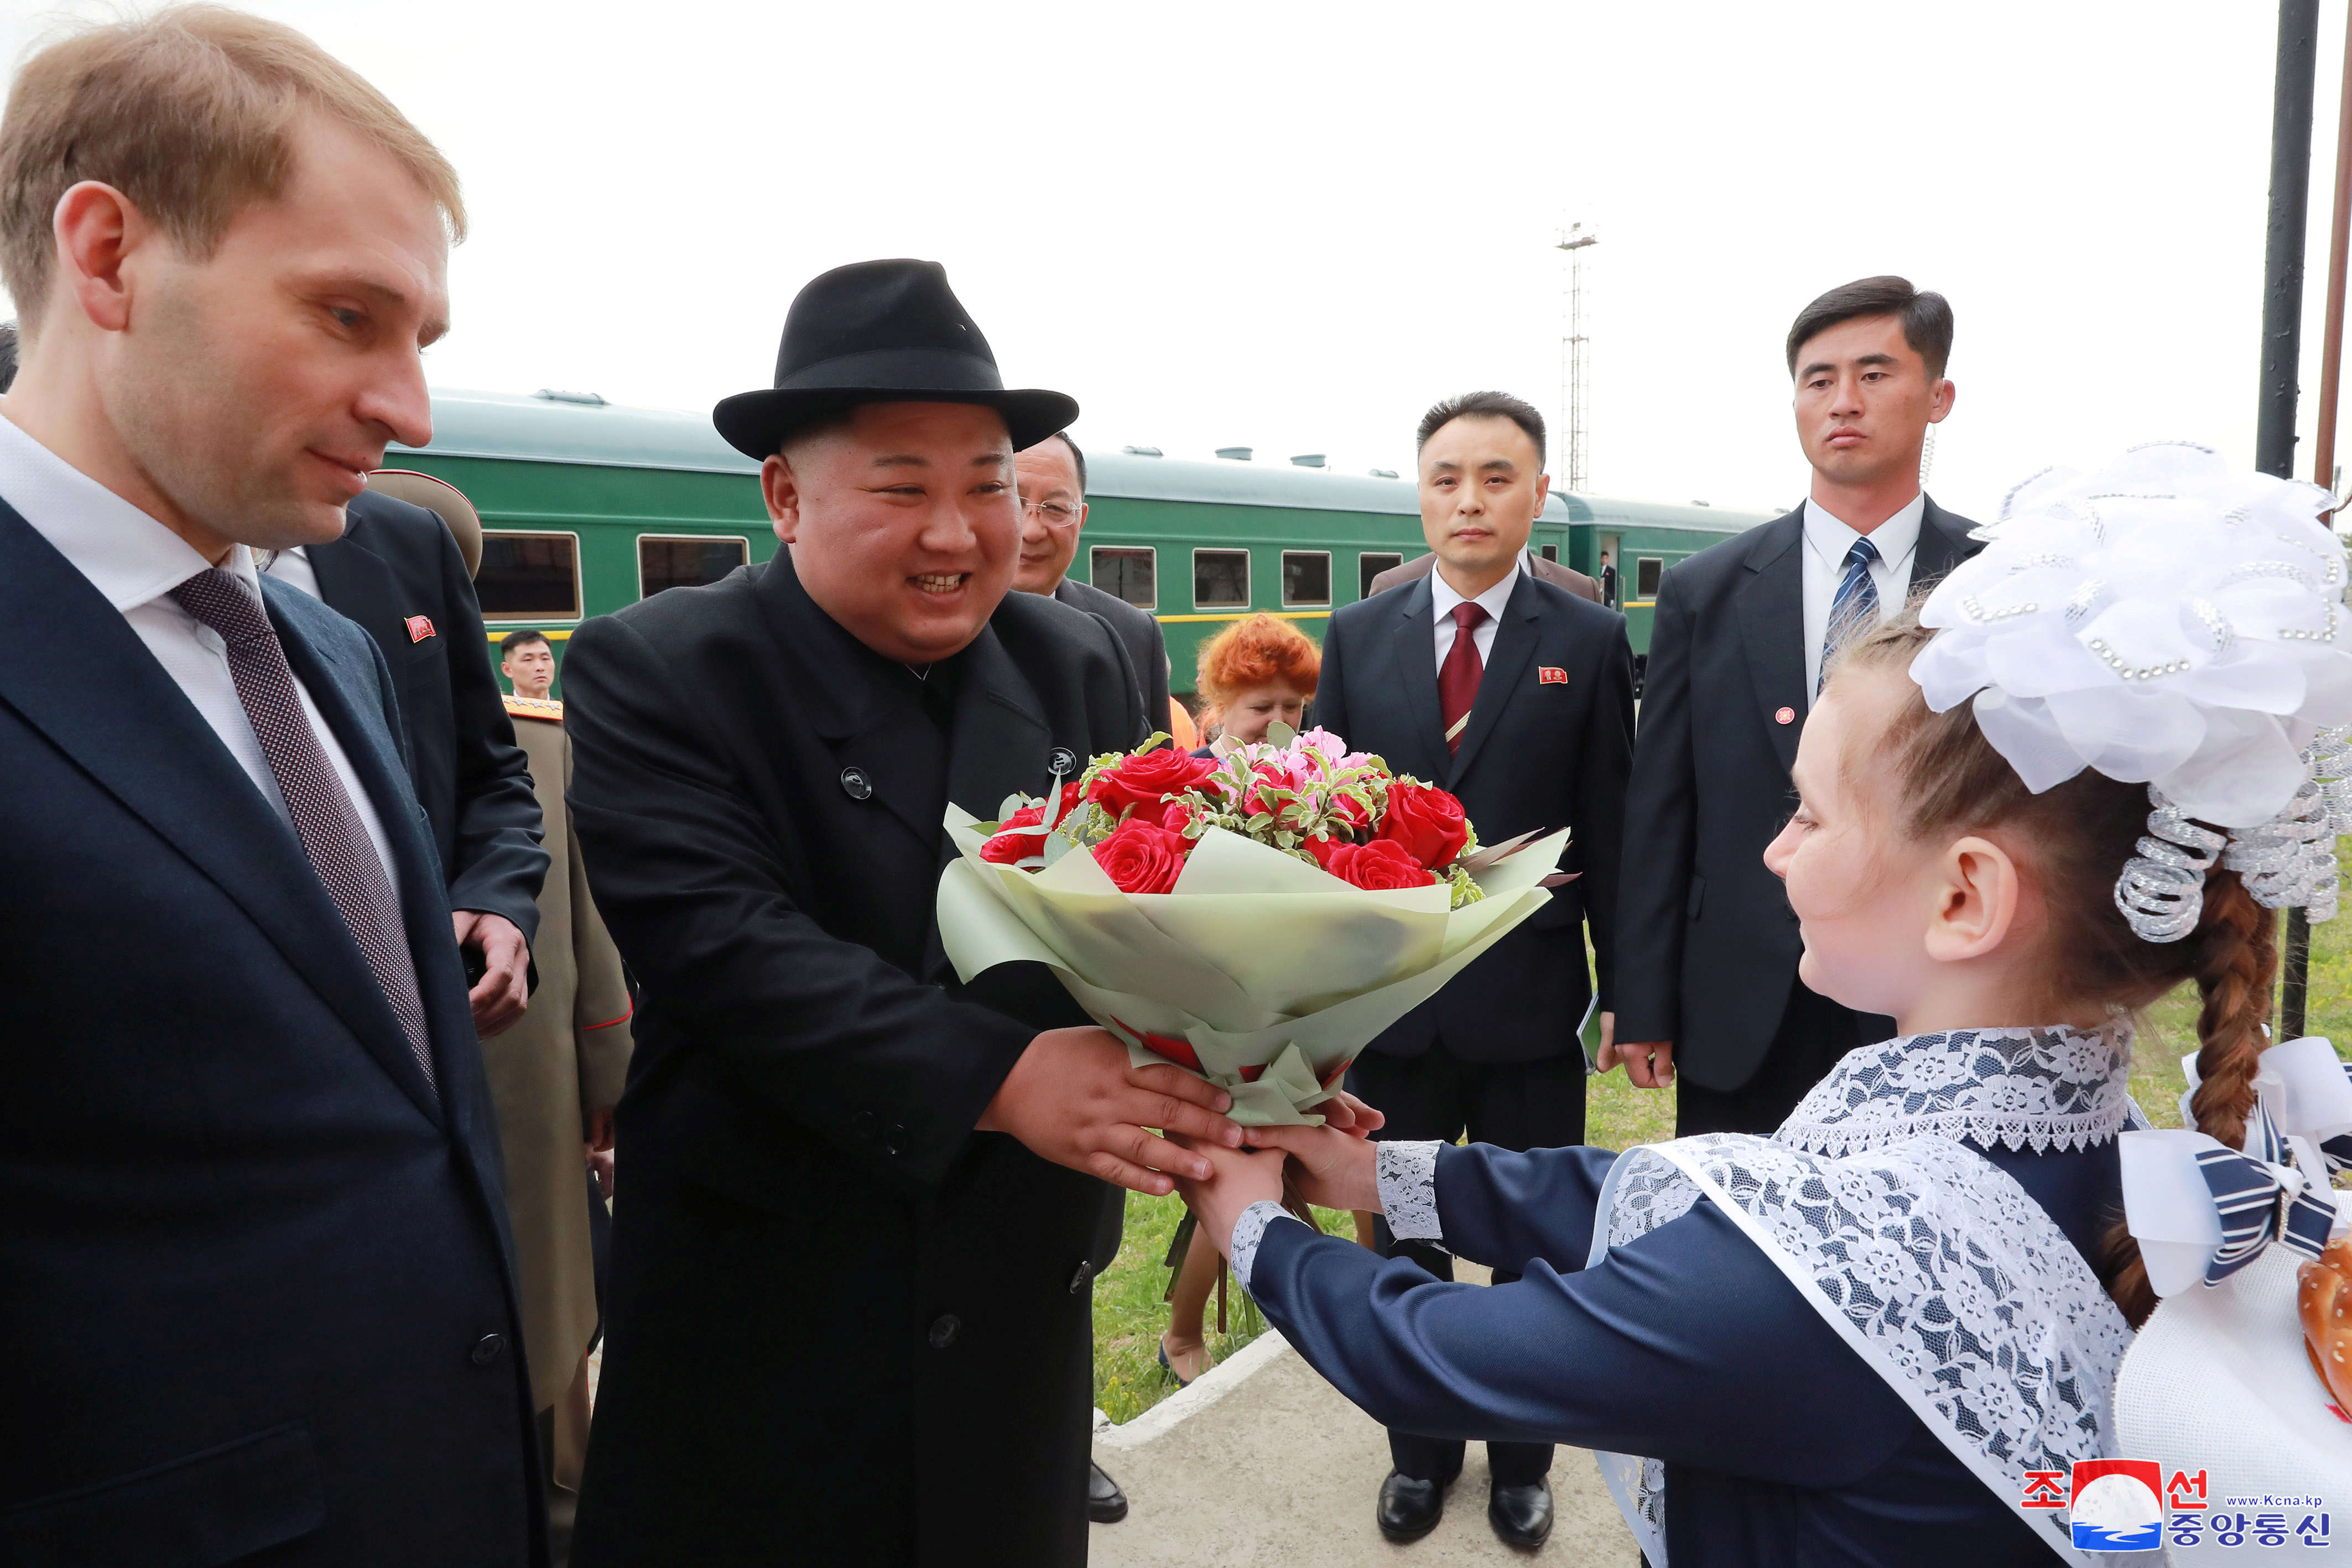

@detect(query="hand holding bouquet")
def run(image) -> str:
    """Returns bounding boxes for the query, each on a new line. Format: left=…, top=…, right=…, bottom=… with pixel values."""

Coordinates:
left=938, top=725, right=1570, bottom=1125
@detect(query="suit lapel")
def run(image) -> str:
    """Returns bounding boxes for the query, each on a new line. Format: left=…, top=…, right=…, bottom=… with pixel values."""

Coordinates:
left=1736, top=510, right=1808, bottom=775
left=0, top=502, right=442, bottom=1119
left=1448, top=572, right=1541, bottom=788
left=268, top=585, right=450, bottom=1124
left=1913, top=497, right=1976, bottom=587
left=301, top=518, right=391, bottom=621
left=945, top=626, right=1056, bottom=826
left=1390, top=576, right=1448, bottom=774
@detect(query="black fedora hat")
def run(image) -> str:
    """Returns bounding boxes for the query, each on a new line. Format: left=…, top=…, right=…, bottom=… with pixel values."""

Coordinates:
left=713, top=259, right=1078, bottom=460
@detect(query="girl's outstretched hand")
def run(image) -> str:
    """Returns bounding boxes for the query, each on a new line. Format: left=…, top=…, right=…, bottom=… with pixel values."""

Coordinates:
left=1164, top=1132, right=1287, bottom=1262
left=1239, top=1121, right=1381, bottom=1213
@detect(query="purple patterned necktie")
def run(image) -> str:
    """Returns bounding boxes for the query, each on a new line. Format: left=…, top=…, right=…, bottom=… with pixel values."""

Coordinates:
left=172, top=567, right=436, bottom=1088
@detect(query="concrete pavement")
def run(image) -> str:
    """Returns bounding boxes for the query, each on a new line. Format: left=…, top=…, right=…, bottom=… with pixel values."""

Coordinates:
left=1089, top=1271, right=1637, bottom=1566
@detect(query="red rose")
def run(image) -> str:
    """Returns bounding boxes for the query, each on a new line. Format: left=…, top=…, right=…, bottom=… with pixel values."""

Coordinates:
left=1091, top=819, right=1190, bottom=894
left=979, top=831, right=1033, bottom=864
left=1328, top=789, right=1371, bottom=831
left=1087, top=749, right=1217, bottom=817
left=1160, top=800, right=1198, bottom=834
left=1305, top=836, right=1437, bottom=890
left=1376, top=781, right=1470, bottom=869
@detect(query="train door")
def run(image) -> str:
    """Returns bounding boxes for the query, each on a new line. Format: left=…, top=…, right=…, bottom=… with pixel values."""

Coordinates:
left=1597, top=532, right=1621, bottom=608
left=1533, top=524, right=1568, bottom=570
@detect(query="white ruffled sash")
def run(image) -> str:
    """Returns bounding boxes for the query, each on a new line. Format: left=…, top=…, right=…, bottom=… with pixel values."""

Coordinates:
left=1587, top=1131, right=2132, bottom=1567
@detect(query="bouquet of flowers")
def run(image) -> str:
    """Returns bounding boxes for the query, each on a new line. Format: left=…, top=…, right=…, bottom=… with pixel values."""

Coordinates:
left=936, top=725, right=1570, bottom=1124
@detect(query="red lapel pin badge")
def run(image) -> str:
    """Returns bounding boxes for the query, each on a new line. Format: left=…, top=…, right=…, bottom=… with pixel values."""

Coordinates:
left=1537, top=666, right=1568, bottom=685
left=1775, top=706, right=1796, bottom=725
left=405, top=615, right=436, bottom=643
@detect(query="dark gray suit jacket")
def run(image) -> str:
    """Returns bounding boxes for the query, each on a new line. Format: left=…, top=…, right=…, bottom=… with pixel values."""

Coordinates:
left=1612, top=499, right=1980, bottom=1091
left=1053, top=573, right=1168, bottom=727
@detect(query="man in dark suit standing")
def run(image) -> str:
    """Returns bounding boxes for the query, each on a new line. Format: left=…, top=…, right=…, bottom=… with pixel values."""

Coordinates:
left=1009, top=428, right=1159, bottom=1527
left=1014, top=430, right=1170, bottom=732
left=1366, top=538, right=1602, bottom=603
left=563, top=261, right=1241, bottom=1568
left=0, top=12, right=539, bottom=1564
left=1314, top=390, right=1635, bottom=1551
left=264, top=475, right=548, bottom=1034
left=1613, top=277, right=1979, bottom=1135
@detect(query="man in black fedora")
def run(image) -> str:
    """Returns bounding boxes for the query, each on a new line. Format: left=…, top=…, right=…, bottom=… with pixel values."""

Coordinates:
left=562, top=259, right=1243, bottom=1567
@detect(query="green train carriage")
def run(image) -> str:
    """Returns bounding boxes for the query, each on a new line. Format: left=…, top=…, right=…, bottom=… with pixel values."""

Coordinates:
left=391, top=389, right=1772, bottom=698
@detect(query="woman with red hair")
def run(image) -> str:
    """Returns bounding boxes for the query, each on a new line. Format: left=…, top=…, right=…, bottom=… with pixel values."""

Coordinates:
left=1193, top=613, right=1321, bottom=756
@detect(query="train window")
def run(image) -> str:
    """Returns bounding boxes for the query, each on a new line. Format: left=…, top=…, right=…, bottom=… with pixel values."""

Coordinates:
left=1636, top=557, right=1664, bottom=599
left=1540, top=544, right=1559, bottom=562
left=1281, top=551, right=1331, bottom=608
left=1358, top=553, right=1403, bottom=597
left=1193, top=549, right=1250, bottom=610
left=637, top=535, right=748, bottom=599
left=476, top=532, right=581, bottom=620
left=1091, top=546, right=1157, bottom=610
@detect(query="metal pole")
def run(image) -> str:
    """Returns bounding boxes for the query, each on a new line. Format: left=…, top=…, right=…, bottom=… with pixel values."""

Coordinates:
left=2263, top=0, right=2322, bottom=1036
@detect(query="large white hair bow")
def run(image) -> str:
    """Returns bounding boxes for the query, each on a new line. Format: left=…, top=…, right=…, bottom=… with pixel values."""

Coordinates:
left=1911, top=441, right=2352, bottom=827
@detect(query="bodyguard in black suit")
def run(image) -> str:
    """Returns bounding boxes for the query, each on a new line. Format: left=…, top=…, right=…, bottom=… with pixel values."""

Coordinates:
left=269, top=482, right=549, bottom=1033
left=1614, top=277, right=1979, bottom=1135
left=1315, top=392, right=1635, bottom=1552
left=564, top=261, right=1239, bottom=1568
left=0, top=29, right=538, bottom=1560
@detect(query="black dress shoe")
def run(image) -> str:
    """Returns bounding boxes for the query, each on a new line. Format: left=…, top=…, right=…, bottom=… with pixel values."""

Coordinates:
left=1087, top=1461, right=1128, bottom=1524
left=1377, top=1470, right=1448, bottom=1543
left=1488, top=1478, right=1554, bottom=1549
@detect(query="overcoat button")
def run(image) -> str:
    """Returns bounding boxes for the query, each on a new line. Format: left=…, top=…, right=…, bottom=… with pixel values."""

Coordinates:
left=1069, top=1262, right=1094, bottom=1295
left=928, top=1314, right=961, bottom=1349
left=1049, top=747, right=1078, bottom=777
left=471, top=1333, right=505, bottom=1365
left=840, top=767, right=873, bottom=800
left=883, top=1123, right=907, bottom=1156
left=852, top=1110, right=878, bottom=1140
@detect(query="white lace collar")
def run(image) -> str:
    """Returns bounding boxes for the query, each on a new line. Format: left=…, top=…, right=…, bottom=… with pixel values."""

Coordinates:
left=1777, top=1023, right=2135, bottom=1157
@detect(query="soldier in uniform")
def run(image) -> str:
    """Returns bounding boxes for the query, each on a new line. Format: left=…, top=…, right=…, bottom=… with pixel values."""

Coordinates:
left=496, top=626, right=633, bottom=1568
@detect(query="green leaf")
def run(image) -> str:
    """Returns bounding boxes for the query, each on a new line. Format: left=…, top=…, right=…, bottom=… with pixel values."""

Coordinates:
left=1265, top=720, right=1298, bottom=748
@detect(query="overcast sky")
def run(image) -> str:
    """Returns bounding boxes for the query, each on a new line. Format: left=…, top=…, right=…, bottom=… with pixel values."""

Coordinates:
left=4, top=1, right=2350, bottom=524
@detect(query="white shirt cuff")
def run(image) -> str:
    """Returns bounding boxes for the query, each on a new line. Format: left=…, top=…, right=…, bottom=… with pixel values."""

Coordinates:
left=1229, top=1199, right=1307, bottom=1291
left=1377, top=1140, right=1445, bottom=1244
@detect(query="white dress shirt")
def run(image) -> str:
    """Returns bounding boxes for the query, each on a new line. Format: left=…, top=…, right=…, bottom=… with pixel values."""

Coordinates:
left=0, top=411, right=403, bottom=894
left=259, top=543, right=322, bottom=600
left=1428, top=550, right=1529, bottom=673
left=1801, top=494, right=1923, bottom=702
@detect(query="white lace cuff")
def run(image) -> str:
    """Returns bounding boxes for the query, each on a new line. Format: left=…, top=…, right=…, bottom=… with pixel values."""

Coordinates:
left=1377, top=1140, right=1446, bottom=1244
left=1229, top=1199, right=1307, bottom=1291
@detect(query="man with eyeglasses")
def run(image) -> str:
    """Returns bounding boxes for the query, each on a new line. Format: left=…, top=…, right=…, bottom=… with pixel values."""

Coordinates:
left=1014, top=433, right=1171, bottom=734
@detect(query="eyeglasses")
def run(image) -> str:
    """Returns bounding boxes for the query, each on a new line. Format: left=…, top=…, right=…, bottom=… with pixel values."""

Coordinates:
left=1021, top=497, right=1081, bottom=526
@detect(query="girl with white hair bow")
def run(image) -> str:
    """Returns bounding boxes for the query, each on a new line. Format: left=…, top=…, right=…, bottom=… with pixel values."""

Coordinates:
left=1168, top=442, right=2352, bottom=1566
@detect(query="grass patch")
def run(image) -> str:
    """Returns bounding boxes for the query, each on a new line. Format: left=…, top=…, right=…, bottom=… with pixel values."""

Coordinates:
left=1095, top=905, right=2352, bottom=1423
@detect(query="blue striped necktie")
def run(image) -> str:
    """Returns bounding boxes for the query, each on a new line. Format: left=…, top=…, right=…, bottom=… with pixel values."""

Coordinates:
left=1820, top=536, right=1881, bottom=694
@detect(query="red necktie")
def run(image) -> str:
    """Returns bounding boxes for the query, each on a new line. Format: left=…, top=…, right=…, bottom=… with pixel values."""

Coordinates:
left=172, top=567, right=436, bottom=1087
left=1440, top=601, right=1486, bottom=756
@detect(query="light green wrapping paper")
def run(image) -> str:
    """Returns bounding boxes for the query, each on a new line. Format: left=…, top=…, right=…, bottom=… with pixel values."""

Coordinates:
left=936, top=805, right=1570, bottom=1125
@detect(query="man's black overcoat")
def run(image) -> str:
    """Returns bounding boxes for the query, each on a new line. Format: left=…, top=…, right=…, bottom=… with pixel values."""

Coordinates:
left=563, top=551, right=1144, bottom=1567
left=1612, top=502, right=1979, bottom=1092
left=306, top=488, right=547, bottom=939
left=1312, top=569, right=1636, bottom=1064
